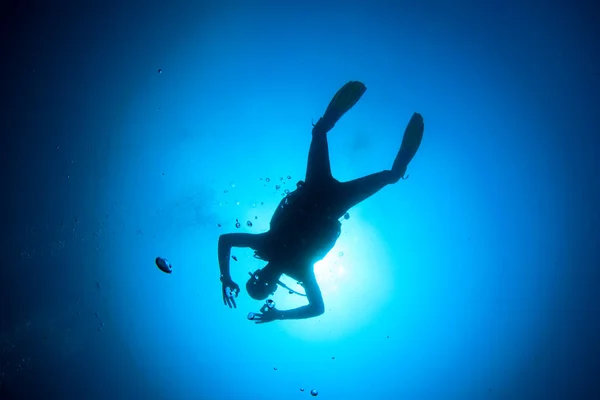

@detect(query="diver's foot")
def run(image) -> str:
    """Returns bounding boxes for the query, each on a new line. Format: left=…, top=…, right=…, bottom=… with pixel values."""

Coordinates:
left=391, top=112, right=424, bottom=181
left=312, top=117, right=335, bottom=135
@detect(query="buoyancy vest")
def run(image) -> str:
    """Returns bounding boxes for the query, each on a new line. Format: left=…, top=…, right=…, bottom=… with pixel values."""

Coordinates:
left=255, top=185, right=341, bottom=264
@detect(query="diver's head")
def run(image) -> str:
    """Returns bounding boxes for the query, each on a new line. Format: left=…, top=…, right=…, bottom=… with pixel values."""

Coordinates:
left=246, top=266, right=279, bottom=300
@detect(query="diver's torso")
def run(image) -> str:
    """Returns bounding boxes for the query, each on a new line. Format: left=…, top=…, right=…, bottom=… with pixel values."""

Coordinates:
left=258, top=185, right=342, bottom=266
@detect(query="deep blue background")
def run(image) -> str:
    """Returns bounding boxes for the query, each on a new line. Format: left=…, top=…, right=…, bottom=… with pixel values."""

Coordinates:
left=1, top=0, right=599, bottom=399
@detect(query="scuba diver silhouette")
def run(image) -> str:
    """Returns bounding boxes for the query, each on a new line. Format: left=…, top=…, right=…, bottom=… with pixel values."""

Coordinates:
left=217, top=81, right=424, bottom=323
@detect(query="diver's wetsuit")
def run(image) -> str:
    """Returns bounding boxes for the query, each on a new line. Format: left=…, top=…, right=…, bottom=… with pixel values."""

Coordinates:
left=217, top=82, right=423, bottom=321
left=219, top=123, right=396, bottom=268
left=302, top=123, right=395, bottom=221
left=217, top=121, right=402, bottom=287
left=248, top=123, right=395, bottom=271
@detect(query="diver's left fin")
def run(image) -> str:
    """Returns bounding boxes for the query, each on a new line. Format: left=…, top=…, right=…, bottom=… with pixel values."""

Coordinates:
left=392, top=112, right=424, bottom=179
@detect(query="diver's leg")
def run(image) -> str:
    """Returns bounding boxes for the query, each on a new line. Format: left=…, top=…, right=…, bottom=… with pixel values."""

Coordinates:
left=305, top=81, right=367, bottom=187
left=330, top=113, right=424, bottom=216
left=304, top=127, right=333, bottom=186
left=331, top=171, right=396, bottom=218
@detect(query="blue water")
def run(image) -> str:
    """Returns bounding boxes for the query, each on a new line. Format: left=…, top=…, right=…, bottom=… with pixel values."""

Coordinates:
left=2, top=1, right=599, bottom=399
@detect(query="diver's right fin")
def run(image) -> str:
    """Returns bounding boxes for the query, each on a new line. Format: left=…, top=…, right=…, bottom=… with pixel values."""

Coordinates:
left=314, top=81, right=367, bottom=134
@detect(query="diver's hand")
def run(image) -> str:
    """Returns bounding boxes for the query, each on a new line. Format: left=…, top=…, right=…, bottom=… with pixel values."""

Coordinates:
left=252, top=305, right=281, bottom=324
left=221, top=278, right=240, bottom=308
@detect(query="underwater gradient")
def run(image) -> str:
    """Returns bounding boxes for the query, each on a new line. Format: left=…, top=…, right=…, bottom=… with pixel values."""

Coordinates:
left=2, top=0, right=599, bottom=399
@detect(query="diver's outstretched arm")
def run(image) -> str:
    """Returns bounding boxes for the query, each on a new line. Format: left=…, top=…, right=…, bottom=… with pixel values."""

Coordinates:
left=218, top=232, right=267, bottom=281
left=251, top=269, right=326, bottom=323
left=275, top=273, right=325, bottom=320
left=218, top=232, right=268, bottom=309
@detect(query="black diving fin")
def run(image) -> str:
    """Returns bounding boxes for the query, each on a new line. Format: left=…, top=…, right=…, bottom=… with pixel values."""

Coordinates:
left=314, top=81, right=367, bottom=134
left=392, top=112, right=424, bottom=179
